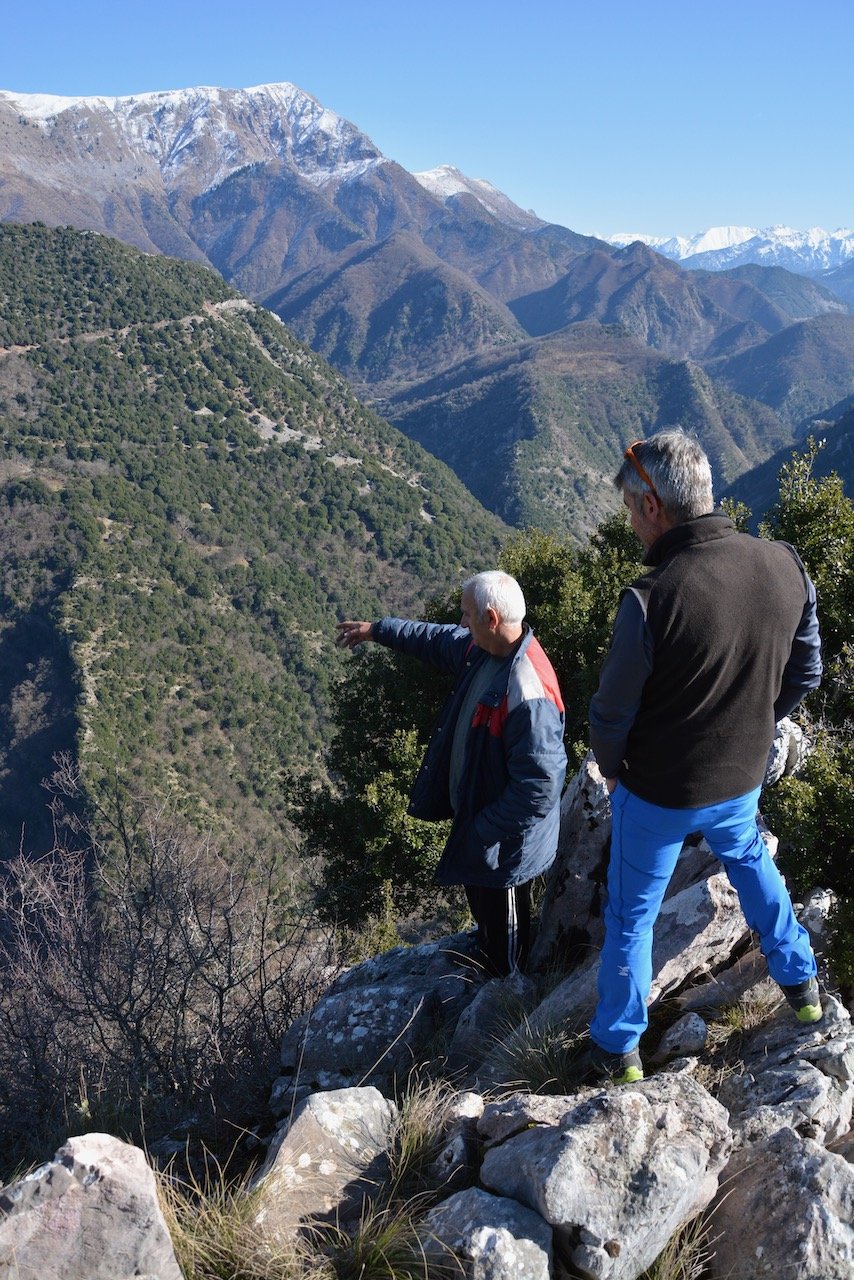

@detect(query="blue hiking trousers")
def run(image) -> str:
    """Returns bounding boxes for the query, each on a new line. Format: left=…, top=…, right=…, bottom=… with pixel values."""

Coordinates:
left=590, top=782, right=817, bottom=1055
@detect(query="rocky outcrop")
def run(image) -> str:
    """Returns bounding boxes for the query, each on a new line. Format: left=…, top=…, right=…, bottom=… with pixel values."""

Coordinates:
left=2, top=753, right=849, bottom=1280
left=716, top=991, right=854, bottom=1148
left=257, top=969, right=853, bottom=1280
left=709, top=1126, right=854, bottom=1279
left=0, top=1133, right=182, bottom=1280
left=254, top=752, right=852, bottom=1280
left=479, top=1076, right=732, bottom=1280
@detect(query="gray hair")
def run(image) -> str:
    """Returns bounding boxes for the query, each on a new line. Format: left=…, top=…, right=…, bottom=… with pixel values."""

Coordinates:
left=463, top=571, right=526, bottom=625
left=615, top=429, right=714, bottom=524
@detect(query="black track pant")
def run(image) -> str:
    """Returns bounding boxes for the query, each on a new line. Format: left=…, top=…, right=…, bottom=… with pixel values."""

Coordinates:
left=464, top=882, right=532, bottom=977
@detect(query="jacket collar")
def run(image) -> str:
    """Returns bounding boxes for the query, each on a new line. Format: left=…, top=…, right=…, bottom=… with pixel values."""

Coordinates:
left=644, top=511, right=735, bottom=567
left=468, top=622, right=533, bottom=668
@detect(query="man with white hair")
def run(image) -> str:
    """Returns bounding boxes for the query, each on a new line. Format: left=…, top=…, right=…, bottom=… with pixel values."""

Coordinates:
left=337, top=571, right=566, bottom=975
left=587, top=429, right=823, bottom=1083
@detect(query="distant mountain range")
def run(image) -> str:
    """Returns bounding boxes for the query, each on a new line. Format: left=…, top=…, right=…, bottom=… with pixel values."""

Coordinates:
left=607, top=225, right=854, bottom=274
left=608, top=226, right=854, bottom=309
left=1, top=82, right=851, bottom=530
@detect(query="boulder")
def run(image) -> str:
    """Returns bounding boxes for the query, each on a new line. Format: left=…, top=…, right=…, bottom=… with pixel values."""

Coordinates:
left=0, top=1133, right=182, bottom=1280
left=709, top=1126, right=854, bottom=1280
left=419, top=1186, right=553, bottom=1280
left=479, top=1074, right=732, bottom=1280
left=717, top=994, right=854, bottom=1147
left=270, top=933, right=481, bottom=1114
left=652, top=1012, right=709, bottom=1063
left=253, top=1086, right=397, bottom=1241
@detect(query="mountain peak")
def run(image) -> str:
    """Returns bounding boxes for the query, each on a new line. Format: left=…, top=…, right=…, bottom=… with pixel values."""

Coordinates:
left=0, top=82, right=385, bottom=196
left=414, top=164, right=542, bottom=230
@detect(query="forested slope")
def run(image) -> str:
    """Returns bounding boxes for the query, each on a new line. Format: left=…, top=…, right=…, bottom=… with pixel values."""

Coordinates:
left=0, top=224, right=504, bottom=855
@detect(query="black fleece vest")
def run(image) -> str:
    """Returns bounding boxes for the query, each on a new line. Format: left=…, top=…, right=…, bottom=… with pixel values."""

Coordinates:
left=621, top=514, right=809, bottom=807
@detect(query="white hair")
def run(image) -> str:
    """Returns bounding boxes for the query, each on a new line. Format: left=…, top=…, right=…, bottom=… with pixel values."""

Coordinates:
left=616, top=428, right=714, bottom=523
left=463, top=571, right=526, bottom=625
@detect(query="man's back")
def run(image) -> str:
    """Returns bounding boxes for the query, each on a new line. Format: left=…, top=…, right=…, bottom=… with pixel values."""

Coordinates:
left=623, top=513, right=813, bottom=806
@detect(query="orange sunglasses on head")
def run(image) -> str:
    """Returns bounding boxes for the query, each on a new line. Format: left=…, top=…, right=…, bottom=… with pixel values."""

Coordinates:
left=624, top=441, right=660, bottom=501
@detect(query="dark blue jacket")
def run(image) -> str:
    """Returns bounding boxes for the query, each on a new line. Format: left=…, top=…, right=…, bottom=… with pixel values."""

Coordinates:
left=373, top=618, right=567, bottom=888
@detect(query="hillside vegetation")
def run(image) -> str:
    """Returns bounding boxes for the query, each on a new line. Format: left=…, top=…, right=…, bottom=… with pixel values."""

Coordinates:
left=0, top=223, right=504, bottom=855
left=384, top=324, right=791, bottom=533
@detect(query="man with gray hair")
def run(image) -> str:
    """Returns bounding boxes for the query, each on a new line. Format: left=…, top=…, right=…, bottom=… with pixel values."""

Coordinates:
left=587, top=429, right=823, bottom=1083
left=337, top=571, right=566, bottom=975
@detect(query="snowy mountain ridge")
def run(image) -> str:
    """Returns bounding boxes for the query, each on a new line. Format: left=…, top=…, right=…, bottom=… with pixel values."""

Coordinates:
left=607, top=224, right=854, bottom=274
left=0, top=83, right=386, bottom=194
left=414, top=165, right=542, bottom=230
left=3, top=82, right=851, bottom=277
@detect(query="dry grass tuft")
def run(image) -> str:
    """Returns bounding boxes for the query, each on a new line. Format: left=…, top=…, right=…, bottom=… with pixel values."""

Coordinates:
left=640, top=1214, right=716, bottom=1280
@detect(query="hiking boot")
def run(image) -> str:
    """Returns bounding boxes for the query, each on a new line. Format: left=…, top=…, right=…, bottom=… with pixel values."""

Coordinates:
left=780, top=977, right=823, bottom=1024
left=587, top=1043, right=644, bottom=1084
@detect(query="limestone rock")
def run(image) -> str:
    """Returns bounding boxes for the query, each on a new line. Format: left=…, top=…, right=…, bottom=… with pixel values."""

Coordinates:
left=673, top=945, right=774, bottom=1013
left=253, top=1086, right=397, bottom=1241
left=479, top=1075, right=732, bottom=1280
left=419, top=1186, right=553, bottom=1280
left=799, top=886, right=836, bottom=957
left=763, top=716, right=805, bottom=785
left=717, top=997, right=854, bottom=1147
left=479, top=1092, right=591, bottom=1148
left=426, top=1092, right=484, bottom=1193
left=652, top=1012, right=708, bottom=1063
left=447, top=971, right=538, bottom=1079
left=271, top=933, right=480, bottom=1113
left=529, top=752, right=612, bottom=972
left=649, top=871, right=749, bottom=999
left=709, top=1126, right=854, bottom=1280
left=0, top=1133, right=182, bottom=1280
left=828, top=1129, right=854, bottom=1162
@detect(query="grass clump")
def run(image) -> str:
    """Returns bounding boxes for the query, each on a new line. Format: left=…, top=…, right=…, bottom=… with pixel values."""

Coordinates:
left=640, top=1215, right=715, bottom=1280
left=307, top=1206, right=462, bottom=1280
left=692, top=989, right=780, bottom=1094
left=486, top=1016, right=590, bottom=1095
left=159, top=1154, right=312, bottom=1280
left=159, top=1077, right=472, bottom=1280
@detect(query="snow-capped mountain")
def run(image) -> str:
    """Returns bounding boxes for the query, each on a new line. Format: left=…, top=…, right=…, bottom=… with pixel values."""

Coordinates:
left=607, top=225, right=854, bottom=275
left=2, top=78, right=853, bottom=536
left=0, top=83, right=386, bottom=197
left=414, top=165, right=542, bottom=230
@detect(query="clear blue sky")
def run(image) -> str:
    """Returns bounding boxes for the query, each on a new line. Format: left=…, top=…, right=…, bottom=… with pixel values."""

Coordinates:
left=2, top=0, right=851, bottom=238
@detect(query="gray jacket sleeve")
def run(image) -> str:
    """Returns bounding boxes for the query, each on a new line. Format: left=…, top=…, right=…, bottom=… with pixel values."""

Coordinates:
left=588, top=590, right=654, bottom=779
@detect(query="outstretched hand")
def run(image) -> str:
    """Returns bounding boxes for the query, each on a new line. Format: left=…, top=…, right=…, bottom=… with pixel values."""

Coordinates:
left=336, top=620, right=375, bottom=650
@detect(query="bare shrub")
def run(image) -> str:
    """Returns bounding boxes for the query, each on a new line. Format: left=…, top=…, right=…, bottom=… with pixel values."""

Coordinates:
left=0, top=758, right=339, bottom=1171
